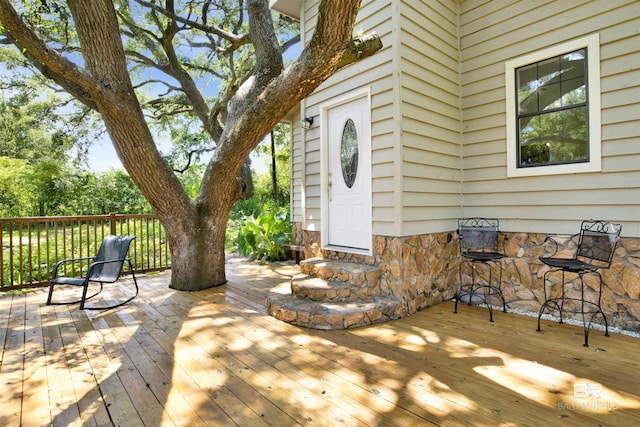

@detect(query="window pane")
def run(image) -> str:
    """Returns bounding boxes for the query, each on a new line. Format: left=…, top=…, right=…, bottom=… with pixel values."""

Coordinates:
left=516, top=48, right=586, bottom=114
left=518, top=107, right=588, bottom=167
left=542, top=81, right=562, bottom=110
left=340, top=119, right=359, bottom=188
left=515, top=47, right=588, bottom=168
left=560, top=50, right=586, bottom=107
left=517, top=63, right=539, bottom=114
left=506, top=35, right=600, bottom=177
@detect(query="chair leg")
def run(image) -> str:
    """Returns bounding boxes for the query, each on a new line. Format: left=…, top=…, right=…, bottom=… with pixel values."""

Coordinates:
left=454, top=261, right=477, bottom=313
left=79, top=279, right=95, bottom=310
left=537, top=270, right=553, bottom=333
left=455, top=260, right=504, bottom=322
left=538, top=268, right=610, bottom=347
left=46, top=282, right=55, bottom=305
left=497, top=264, right=506, bottom=313
left=481, top=266, right=493, bottom=322
left=454, top=261, right=479, bottom=313
left=537, top=300, right=549, bottom=332
left=82, top=264, right=138, bottom=310
left=558, top=270, right=566, bottom=323
left=485, top=261, right=507, bottom=321
left=454, top=260, right=466, bottom=314
left=579, top=272, right=609, bottom=347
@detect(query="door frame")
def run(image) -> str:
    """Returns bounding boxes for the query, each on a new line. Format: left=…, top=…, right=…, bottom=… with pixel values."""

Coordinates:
left=320, top=88, right=372, bottom=255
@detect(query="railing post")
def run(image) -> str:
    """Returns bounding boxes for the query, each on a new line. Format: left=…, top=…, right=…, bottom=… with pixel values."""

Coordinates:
left=110, top=212, right=117, bottom=235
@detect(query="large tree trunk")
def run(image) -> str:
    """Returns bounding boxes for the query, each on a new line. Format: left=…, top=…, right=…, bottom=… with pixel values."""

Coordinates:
left=166, top=210, right=228, bottom=290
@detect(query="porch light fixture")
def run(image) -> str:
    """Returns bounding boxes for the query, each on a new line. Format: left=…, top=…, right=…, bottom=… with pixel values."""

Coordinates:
left=302, top=116, right=314, bottom=129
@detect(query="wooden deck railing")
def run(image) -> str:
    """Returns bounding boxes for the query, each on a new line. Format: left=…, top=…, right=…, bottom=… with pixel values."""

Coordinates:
left=1, top=213, right=171, bottom=291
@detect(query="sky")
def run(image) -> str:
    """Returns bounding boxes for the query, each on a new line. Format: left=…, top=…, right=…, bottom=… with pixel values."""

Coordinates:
left=88, top=137, right=122, bottom=172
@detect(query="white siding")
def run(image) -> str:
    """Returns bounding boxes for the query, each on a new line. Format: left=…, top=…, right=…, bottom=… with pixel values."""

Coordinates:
left=295, top=0, right=462, bottom=238
left=460, top=0, right=640, bottom=237
left=290, top=110, right=303, bottom=223
left=399, top=0, right=462, bottom=235
left=295, top=0, right=397, bottom=235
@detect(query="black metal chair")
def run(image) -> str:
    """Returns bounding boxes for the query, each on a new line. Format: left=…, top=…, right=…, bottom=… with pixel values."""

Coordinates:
left=47, top=235, right=138, bottom=310
left=537, top=220, right=621, bottom=347
left=454, top=218, right=508, bottom=321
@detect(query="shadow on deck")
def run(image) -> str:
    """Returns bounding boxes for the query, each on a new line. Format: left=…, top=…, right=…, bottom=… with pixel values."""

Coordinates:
left=1, top=255, right=639, bottom=426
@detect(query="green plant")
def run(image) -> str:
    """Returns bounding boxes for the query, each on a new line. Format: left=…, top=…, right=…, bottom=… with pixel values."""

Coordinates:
left=236, top=209, right=291, bottom=262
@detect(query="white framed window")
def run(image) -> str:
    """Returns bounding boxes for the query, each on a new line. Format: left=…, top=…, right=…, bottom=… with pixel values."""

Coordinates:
left=505, top=34, right=601, bottom=177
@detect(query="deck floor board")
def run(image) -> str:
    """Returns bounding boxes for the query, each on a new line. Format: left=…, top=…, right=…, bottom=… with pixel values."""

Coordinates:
left=1, top=256, right=639, bottom=426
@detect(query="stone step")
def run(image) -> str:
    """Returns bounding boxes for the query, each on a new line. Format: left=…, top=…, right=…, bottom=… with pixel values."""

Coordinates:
left=266, top=292, right=403, bottom=330
left=299, top=258, right=381, bottom=292
left=291, top=274, right=377, bottom=302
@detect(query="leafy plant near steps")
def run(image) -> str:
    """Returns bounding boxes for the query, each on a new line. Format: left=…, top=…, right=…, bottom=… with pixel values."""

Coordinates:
left=236, top=209, right=291, bottom=262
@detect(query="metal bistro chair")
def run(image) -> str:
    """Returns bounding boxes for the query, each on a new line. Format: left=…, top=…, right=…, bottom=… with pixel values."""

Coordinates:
left=47, top=235, right=139, bottom=310
left=454, top=218, right=508, bottom=321
left=537, top=220, right=621, bottom=347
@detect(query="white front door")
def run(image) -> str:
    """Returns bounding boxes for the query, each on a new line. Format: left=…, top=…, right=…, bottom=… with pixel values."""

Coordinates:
left=323, top=94, right=371, bottom=252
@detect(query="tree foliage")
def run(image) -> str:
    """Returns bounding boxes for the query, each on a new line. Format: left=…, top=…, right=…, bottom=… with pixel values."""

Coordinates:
left=252, top=122, right=291, bottom=206
left=0, top=38, right=105, bottom=168
left=0, top=159, right=152, bottom=217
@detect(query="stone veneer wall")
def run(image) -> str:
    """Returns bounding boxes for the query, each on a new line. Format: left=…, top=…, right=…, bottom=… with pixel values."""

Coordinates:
left=502, top=233, right=640, bottom=332
left=301, top=230, right=460, bottom=318
left=292, top=222, right=304, bottom=246
left=298, top=227, right=640, bottom=333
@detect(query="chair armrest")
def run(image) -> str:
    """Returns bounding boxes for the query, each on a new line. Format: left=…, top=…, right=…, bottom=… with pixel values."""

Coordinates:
left=88, top=258, right=128, bottom=268
left=541, top=233, right=579, bottom=259
left=51, top=256, right=96, bottom=279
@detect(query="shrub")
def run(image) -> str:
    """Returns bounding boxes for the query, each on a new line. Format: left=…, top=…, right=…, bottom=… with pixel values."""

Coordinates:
left=235, top=208, right=291, bottom=262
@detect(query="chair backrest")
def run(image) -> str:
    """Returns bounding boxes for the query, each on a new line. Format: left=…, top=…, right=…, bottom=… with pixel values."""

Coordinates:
left=458, top=218, right=501, bottom=254
left=577, top=220, right=621, bottom=267
left=88, top=235, right=136, bottom=282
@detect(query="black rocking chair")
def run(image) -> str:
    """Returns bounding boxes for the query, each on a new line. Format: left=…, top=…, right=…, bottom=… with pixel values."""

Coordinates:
left=537, top=220, right=621, bottom=347
left=47, top=235, right=138, bottom=310
left=454, top=218, right=508, bottom=321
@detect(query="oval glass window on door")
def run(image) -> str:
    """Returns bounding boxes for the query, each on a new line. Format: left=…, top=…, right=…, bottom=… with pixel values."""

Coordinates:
left=340, top=118, right=359, bottom=188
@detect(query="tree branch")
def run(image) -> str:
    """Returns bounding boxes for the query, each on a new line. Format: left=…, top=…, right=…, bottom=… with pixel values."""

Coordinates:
left=170, top=146, right=215, bottom=173
left=0, top=0, right=103, bottom=110
left=156, top=1, right=213, bottom=139
left=334, top=32, right=384, bottom=69
left=134, top=0, right=249, bottom=47
left=247, top=0, right=283, bottom=83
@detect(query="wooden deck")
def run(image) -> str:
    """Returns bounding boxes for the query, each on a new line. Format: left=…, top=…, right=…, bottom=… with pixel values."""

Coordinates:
left=1, top=256, right=639, bottom=426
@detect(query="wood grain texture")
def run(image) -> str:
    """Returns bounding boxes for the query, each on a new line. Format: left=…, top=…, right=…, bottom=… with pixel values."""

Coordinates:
left=1, top=256, right=638, bottom=426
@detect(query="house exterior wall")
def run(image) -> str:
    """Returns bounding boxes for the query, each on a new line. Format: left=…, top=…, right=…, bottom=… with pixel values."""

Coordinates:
left=282, top=0, right=640, bottom=331
left=398, top=0, right=463, bottom=236
left=290, top=112, right=303, bottom=224
left=291, top=0, right=464, bottom=238
left=459, top=0, right=640, bottom=237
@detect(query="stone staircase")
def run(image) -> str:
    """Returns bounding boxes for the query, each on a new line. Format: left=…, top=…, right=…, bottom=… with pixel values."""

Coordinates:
left=266, top=257, right=403, bottom=330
